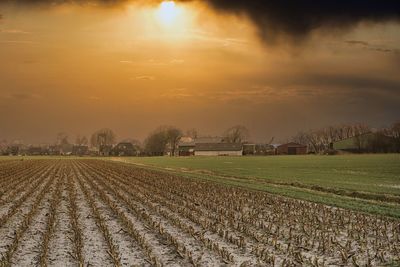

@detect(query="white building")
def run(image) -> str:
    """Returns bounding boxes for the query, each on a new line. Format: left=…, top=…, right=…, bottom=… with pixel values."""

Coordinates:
left=194, top=142, right=243, bottom=156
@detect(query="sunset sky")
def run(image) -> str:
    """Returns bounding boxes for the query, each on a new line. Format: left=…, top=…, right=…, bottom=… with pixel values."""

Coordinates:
left=0, top=1, right=399, bottom=143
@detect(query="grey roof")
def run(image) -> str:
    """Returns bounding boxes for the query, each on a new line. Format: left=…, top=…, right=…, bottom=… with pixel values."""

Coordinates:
left=271, top=144, right=281, bottom=148
left=195, top=137, right=224, bottom=144
left=278, top=142, right=307, bottom=148
left=178, top=141, right=195, bottom=147
left=196, top=143, right=243, bottom=152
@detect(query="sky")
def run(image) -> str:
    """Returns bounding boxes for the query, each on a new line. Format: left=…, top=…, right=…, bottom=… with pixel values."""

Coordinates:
left=0, top=1, right=400, bottom=144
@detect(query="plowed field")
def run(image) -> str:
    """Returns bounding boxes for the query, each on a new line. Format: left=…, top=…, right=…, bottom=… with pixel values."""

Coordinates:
left=0, top=159, right=398, bottom=266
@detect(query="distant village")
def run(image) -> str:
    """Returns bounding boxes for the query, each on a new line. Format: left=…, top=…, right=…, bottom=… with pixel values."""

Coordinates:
left=1, top=122, right=399, bottom=157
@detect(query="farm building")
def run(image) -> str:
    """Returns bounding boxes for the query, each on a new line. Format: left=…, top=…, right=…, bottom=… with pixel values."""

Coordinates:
left=58, top=143, right=73, bottom=155
left=243, top=143, right=279, bottom=155
left=28, top=146, right=44, bottom=156
left=177, top=136, right=244, bottom=156
left=277, top=142, right=307, bottom=155
left=195, top=137, right=225, bottom=144
left=99, top=145, right=113, bottom=156
left=195, top=143, right=243, bottom=156
left=243, top=143, right=256, bottom=155
left=178, top=140, right=195, bottom=156
left=48, top=145, right=61, bottom=155
left=6, top=145, right=20, bottom=156
left=111, top=142, right=138, bottom=156
left=72, top=145, right=89, bottom=156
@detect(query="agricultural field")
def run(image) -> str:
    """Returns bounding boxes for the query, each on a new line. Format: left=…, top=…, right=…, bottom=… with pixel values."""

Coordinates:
left=113, top=155, right=400, bottom=218
left=0, top=159, right=399, bottom=266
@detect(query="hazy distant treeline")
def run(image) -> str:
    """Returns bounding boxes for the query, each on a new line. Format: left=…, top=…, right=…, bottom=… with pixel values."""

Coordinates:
left=1, top=121, right=399, bottom=155
left=292, top=121, right=400, bottom=153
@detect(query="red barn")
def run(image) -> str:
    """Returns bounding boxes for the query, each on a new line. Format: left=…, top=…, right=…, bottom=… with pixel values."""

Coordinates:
left=277, top=142, right=307, bottom=155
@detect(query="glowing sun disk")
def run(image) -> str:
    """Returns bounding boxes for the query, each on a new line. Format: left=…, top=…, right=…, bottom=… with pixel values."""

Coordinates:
left=157, top=1, right=179, bottom=25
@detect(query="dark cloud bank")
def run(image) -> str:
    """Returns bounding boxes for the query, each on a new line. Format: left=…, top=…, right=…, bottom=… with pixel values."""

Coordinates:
left=2, top=0, right=400, bottom=41
left=204, top=0, right=400, bottom=41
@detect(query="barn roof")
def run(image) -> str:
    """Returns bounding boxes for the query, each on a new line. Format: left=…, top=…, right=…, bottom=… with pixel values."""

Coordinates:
left=278, top=142, right=307, bottom=148
left=195, top=137, right=224, bottom=144
left=178, top=141, right=195, bottom=147
left=196, top=143, right=243, bottom=152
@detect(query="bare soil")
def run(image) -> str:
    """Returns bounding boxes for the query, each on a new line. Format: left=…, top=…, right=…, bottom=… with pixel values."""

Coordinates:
left=0, top=159, right=399, bottom=266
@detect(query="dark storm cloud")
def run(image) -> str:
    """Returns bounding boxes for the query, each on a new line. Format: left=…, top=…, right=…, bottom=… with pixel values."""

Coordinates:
left=0, top=0, right=131, bottom=9
left=2, top=0, right=127, bottom=4
left=3, top=0, right=400, bottom=42
left=203, top=0, right=400, bottom=41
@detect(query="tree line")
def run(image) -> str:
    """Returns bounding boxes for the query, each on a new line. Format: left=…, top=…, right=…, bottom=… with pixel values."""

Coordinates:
left=16, top=125, right=248, bottom=156
left=292, top=121, right=400, bottom=153
left=1, top=120, right=399, bottom=155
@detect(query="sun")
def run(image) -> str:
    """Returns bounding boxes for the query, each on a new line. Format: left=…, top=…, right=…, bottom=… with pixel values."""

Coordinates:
left=157, top=1, right=179, bottom=26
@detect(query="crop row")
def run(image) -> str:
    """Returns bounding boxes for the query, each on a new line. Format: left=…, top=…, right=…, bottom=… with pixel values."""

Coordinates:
left=0, top=159, right=398, bottom=267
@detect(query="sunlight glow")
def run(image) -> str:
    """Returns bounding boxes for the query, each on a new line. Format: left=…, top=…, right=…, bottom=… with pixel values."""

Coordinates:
left=157, top=1, right=179, bottom=26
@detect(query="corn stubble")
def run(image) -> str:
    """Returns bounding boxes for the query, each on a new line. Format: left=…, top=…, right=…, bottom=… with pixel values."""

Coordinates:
left=0, top=159, right=398, bottom=266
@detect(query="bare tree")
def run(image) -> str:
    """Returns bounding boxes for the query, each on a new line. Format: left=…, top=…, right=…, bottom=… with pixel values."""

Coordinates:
left=121, top=138, right=141, bottom=146
left=90, top=128, right=116, bottom=149
left=352, top=124, right=371, bottom=152
left=308, top=130, right=323, bottom=153
left=391, top=122, right=400, bottom=138
left=186, top=128, right=199, bottom=139
left=121, top=138, right=142, bottom=154
left=56, top=132, right=69, bottom=146
left=0, top=139, right=8, bottom=154
left=144, top=128, right=169, bottom=156
left=144, top=126, right=182, bottom=156
left=292, top=131, right=309, bottom=145
left=266, top=136, right=275, bottom=145
left=224, top=125, right=249, bottom=143
left=292, top=123, right=372, bottom=154
left=388, top=121, right=400, bottom=152
left=56, top=132, right=72, bottom=153
left=166, top=127, right=183, bottom=156
left=75, top=135, right=88, bottom=146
